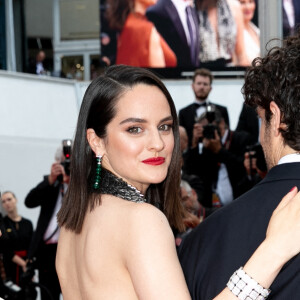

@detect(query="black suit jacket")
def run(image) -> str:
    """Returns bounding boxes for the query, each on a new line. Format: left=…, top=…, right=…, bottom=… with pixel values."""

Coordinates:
left=179, top=102, right=230, bottom=147
left=25, top=176, right=61, bottom=258
left=236, top=103, right=259, bottom=144
left=283, top=0, right=300, bottom=37
left=146, top=0, right=199, bottom=67
left=178, top=162, right=300, bottom=299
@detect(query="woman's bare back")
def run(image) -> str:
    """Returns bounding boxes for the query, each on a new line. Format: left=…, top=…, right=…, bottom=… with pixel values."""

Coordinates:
left=56, top=195, right=141, bottom=300
left=56, top=194, right=190, bottom=300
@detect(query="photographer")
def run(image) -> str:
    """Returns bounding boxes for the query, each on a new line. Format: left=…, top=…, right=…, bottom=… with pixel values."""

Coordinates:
left=24, top=140, right=71, bottom=300
left=237, top=143, right=268, bottom=194
left=184, top=108, right=251, bottom=208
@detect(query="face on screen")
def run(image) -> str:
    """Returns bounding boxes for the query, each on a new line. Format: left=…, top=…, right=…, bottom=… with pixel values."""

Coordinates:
left=239, top=0, right=256, bottom=22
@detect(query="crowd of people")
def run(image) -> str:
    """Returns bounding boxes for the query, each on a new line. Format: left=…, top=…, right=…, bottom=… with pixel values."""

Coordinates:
left=1, top=25, right=300, bottom=300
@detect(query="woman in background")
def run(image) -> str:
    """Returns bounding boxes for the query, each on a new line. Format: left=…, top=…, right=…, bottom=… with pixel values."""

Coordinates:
left=106, top=0, right=177, bottom=67
left=56, top=64, right=300, bottom=300
left=239, top=0, right=260, bottom=65
left=1, top=191, right=33, bottom=285
left=196, top=0, right=248, bottom=66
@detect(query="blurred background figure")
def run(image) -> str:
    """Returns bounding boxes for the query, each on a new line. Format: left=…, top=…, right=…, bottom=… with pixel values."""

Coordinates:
left=24, top=141, right=71, bottom=300
left=27, top=50, right=47, bottom=75
left=282, top=0, right=300, bottom=38
left=179, top=68, right=230, bottom=148
left=1, top=191, right=33, bottom=287
left=236, top=103, right=260, bottom=144
left=146, top=0, right=200, bottom=67
left=239, top=0, right=260, bottom=65
left=195, top=0, right=248, bottom=67
left=105, top=0, right=177, bottom=67
left=184, top=109, right=251, bottom=208
left=176, top=180, right=216, bottom=247
left=238, top=144, right=267, bottom=192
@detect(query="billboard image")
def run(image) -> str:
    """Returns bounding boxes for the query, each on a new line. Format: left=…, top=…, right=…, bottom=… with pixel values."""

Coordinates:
left=99, top=0, right=260, bottom=78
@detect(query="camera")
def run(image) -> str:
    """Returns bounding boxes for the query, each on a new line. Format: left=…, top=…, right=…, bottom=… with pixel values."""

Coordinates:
left=203, top=124, right=218, bottom=139
left=196, top=104, right=221, bottom=140
left=246, top=143, right=267, bottom=173
left=61, top=139, right=72, bottom=176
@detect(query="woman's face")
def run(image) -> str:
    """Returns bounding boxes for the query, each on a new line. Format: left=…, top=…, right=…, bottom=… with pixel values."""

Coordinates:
left=100, top=83, right=174, bottom=194
left=1, top=192, right=17, bottom=214
left=239, top=0, right=256, bottom=23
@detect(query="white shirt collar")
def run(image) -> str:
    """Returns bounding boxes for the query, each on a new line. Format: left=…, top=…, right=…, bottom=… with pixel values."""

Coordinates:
left=194, top=98, right=209, bottom=105
left=278, top=153, right=300, bottom=165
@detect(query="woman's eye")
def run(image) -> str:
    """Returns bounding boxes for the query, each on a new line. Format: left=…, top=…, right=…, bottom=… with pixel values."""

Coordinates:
left=127, top=127, right=142, bottom=134
left=159, top=124, right=172, bottom=131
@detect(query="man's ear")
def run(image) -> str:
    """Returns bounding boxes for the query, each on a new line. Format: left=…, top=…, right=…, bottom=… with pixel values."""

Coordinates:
left=269, top=101, right=282, bottom=136
left=86, top=129, right=105, bottom=155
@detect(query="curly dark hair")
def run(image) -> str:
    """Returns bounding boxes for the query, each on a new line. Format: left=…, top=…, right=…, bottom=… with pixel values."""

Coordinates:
left=242, top=30, right=300, bottom=151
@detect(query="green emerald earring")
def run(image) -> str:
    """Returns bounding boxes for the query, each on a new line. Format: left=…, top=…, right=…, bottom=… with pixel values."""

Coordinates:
left=93, top=155, right=102, bottom=190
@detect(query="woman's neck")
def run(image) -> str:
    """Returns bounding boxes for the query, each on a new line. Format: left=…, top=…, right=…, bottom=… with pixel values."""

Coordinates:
left=198, top=0, right=218, bottom=10
left=8, top=211, right=21, bottom=222
left=244, top=20, right=252, bottom=31
left=134, top=2, right=146, bottom=15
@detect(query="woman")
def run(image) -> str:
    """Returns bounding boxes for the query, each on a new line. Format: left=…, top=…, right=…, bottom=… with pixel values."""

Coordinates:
left=106, top=0, right=177, bottom=67
left=1, top=191, right=33, bottom=285
left=239, top=0, right=260, bottom=65
left=196, top=0, right=248, bottom=66
left=56, top=65, right=300, bottom=299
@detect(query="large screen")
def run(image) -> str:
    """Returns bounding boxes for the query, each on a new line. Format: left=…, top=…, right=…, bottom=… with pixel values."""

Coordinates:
left=99, top=0, right=259, bottom=78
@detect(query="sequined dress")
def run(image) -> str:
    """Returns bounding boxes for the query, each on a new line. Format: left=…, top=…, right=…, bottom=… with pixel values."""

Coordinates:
left=198, top=0, right=237, bottom=64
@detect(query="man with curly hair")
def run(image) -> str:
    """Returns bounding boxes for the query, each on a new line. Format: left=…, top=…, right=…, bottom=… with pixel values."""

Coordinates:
left=178, top=30, right=300, bottom=299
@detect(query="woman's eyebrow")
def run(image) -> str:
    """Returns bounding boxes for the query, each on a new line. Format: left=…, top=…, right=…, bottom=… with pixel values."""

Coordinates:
left=119, top=118, right=147, bottom=125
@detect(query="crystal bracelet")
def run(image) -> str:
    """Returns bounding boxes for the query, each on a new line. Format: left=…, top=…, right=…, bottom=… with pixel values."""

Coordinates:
left=227, top=267, right=271, bottom=300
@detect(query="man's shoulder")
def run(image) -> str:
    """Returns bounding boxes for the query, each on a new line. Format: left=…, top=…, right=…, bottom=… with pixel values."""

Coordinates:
left=179, top=103, right=195, bottom=114
left=211, top=102, right=228, bottom=111
left=179, top=163, right=300, bottom=299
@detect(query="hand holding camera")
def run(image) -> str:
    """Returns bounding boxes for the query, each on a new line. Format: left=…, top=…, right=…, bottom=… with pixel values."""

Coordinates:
left=203, top=129, right=222, bottom=153
left=48, top=139, right=72, bottom=186
left=48, top=163, right=65, bottom=185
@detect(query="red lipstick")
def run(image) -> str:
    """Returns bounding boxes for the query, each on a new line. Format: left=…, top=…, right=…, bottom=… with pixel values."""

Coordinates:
left=142, top=157, right=165, bottom=165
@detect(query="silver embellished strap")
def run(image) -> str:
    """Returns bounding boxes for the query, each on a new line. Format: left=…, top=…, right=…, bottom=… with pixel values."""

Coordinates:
left=227, top=267, right=271, bottom=300
left=99, top=169, right=146, bottom=203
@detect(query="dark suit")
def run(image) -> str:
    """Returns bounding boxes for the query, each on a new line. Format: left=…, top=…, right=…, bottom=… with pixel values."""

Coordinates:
left=236, top=103, right=259, bottom=144
left=184, top=130, right=250, bottom=207
left=179, top=102, right=230, bottom=148
left=283, top=0, right=300, bottom=37
left=178, top=162, right=300, bottom=299
left=25, top=176, right=62, bottom=300
left=146, top=0, right=199, bottom=67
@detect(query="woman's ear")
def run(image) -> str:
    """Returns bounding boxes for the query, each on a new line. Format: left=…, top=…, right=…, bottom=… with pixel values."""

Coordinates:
left=86, top=129, right=105, bottom=155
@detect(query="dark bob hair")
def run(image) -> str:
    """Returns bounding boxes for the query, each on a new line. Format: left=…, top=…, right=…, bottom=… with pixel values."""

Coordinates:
left=242, top=29, right=300, bottom=151
left=57, top=65, right=185, bottom=233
